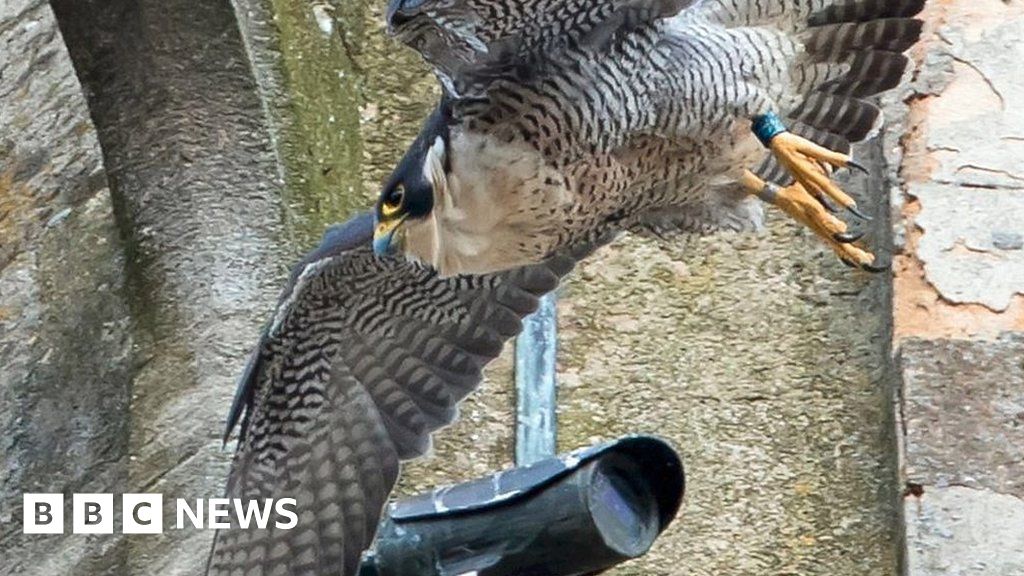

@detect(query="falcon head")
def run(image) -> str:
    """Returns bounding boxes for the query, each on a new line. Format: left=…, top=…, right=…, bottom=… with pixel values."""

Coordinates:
left=372, top=103, right=450, bottom=264
left=373, top=100, right=571, bottom=278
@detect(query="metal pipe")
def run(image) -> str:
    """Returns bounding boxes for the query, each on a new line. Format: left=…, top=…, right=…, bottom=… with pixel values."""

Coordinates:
left=515, top=292, right=559, bottom=466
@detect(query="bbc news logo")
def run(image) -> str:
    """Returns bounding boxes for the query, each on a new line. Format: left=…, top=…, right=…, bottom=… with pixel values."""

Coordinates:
left=23, top=494, right=297, bottom=534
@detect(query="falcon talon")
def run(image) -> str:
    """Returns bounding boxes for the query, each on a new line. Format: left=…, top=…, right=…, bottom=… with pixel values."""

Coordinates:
left=846, top=159, right=870, bottom=175
left=860, top=259, right=891, bottom=274
left=846, top=205, right=873, bottom=222
left=840, top=252, right=888, bottom=274
left=833, top=231, right=864, bottom=245
left=740, top=170, right=882, bottom=273
left=816, top=195, right=839, bottom=214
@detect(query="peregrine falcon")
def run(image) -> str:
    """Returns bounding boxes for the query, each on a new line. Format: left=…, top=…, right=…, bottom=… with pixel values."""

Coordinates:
left=372, top=0, right=926, bottom=275
left=206, top=209, right=609, bottom=575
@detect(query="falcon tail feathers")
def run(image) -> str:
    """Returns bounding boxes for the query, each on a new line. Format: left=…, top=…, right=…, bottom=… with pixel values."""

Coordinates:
left=805, top=3, right=923, bottom=120
left=793, top=2, right=924, bottom=142
left=744, top=0, right=926, bottom=184
left=807, top=0, right=928, bottom=26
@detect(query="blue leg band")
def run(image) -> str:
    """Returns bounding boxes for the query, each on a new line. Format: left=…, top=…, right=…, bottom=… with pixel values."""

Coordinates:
left=752, top=112, right=788, bottom=148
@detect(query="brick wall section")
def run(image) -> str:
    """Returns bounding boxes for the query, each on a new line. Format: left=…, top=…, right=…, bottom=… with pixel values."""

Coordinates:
left=896, top=1, right=1024, bottom=574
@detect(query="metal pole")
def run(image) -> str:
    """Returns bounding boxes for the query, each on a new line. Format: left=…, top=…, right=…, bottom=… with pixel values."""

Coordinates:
left=514, top=292, right=558, bottom=466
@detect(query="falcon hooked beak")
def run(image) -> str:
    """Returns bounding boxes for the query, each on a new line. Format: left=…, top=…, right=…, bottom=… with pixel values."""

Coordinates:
left=373, top=212, right=406, bottom=256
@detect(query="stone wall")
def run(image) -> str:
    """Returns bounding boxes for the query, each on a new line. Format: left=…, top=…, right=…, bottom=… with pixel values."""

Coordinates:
left=3, top=0, right=294, bottom=573
left=896, top=2, right=1024, bottom=574
left=1, top=1, right=132, bottom=573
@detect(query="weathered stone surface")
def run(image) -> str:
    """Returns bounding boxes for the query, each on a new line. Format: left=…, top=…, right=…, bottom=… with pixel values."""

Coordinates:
left=557, top=189, right=901, bottom=575
left=905, top=2, right=1024, bottom=313
left=915, top=184, right=1024, bottom=313
left=229, top=0, right=439, bottom=244
left=45, top=0, right=293, bottom=572
left=0, top=0, right=132, bottom=574
left=894, top=1, right=1024, bottom=341
left=0, top=0, right=106, bottom=267
left=896, top=4, right=1024, bottom=576
left=906, top=486, right=1024, bottom=576
left=901, top=336, right=1024, bottom=499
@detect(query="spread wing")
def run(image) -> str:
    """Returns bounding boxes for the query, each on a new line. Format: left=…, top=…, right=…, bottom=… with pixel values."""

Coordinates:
left=206, top=212, right=606, bottom=576
left=386, top=0, right=696, bottom=95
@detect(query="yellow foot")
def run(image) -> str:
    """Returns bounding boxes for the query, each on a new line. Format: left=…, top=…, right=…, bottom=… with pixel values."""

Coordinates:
left=770, top=132, right=871, bottom=217
left=741, top=169, right=886, bottom=272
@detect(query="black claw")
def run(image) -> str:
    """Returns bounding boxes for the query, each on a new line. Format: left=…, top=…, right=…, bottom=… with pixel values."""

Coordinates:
left=839, top=256, right=890, bottom=273
left=815, top=194, right=839, bottom=213
left=834, top=231, right=865, bottom=244
left=846, top=159, right=870, bottom=175
left=847, top=205, right=873, bottom=222
left=860, top=259, right=891, bottom=274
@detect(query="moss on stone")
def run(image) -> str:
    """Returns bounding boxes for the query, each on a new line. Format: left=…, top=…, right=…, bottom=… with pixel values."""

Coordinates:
left=266, top=0, right=437, bottom=247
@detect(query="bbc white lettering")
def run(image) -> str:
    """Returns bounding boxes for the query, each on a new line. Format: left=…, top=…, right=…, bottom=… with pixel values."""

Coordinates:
left=73, top=494, right=113, bottom=534
left=123, top=494, right=163, bottom=534
left=22, top=494, right=300, bottom=534
left=233, top=498, right=272, bottom=529
left=23, top=494, right=63, bottom=534
left=176, top=499, right=203, bottom=529
left=208, top=498, right=231, bottom=529
left=275, top=498, right=298, bottom=530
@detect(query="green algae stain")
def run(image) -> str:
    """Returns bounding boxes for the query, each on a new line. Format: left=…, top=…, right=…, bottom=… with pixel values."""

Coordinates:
left=269, top=0, right=367, bottom=246
left=269, top=0, right=436, bottom=248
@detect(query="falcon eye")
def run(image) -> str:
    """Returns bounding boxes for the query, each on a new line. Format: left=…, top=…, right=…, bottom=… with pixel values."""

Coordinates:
left=382, top=184, right=405, bottom=216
